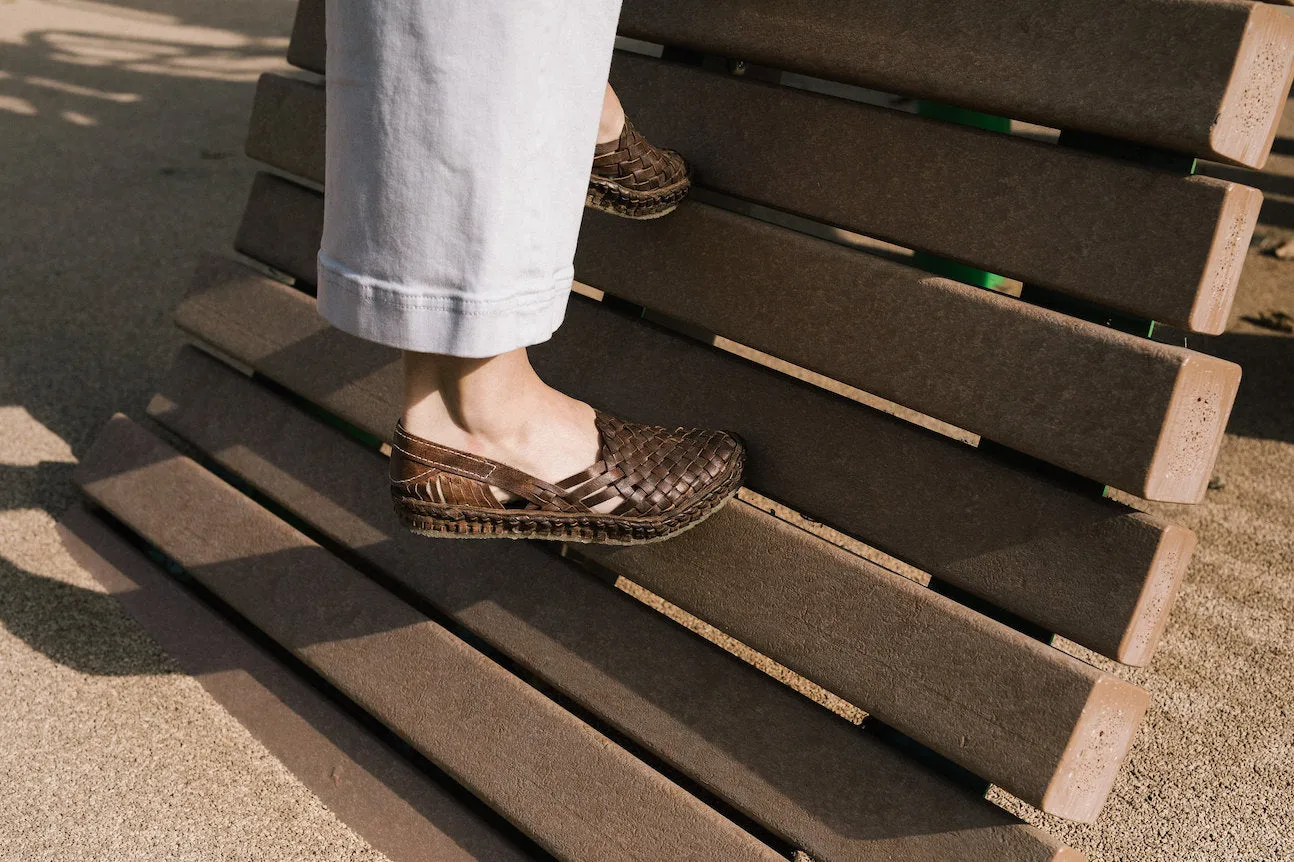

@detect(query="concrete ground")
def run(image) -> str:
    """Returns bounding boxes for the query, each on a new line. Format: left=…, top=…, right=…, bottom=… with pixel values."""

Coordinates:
left=0, top=1, right=1291, bottom=860
left=1, top=1, right=388, bottom=859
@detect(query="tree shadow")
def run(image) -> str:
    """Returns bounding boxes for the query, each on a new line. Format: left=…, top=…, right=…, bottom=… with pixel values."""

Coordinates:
left=0, top=419, right=175, bottom=675
left=0, top=462, right=178, bottom=676
left=0, top=554, right=177, bottom=675
left=0, top=0, right=298, bottom=674
left=0, top=0, right=297, bottom=527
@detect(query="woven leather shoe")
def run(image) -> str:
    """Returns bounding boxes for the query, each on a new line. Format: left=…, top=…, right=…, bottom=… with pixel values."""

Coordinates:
left=390, top=411, right=743, bottom=545
left=587, top=117, right=691, bottom=220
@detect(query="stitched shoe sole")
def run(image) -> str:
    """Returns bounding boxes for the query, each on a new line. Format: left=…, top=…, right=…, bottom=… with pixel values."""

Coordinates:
left=585, top=173, right=692, bottom=221
left=393, top=448, right=743, bottom=546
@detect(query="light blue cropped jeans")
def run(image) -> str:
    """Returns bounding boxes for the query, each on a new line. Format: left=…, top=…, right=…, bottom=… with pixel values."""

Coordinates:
left=318, top=0, right=622, bottom=357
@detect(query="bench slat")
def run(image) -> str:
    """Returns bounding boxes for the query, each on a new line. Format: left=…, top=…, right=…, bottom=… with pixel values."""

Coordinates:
left=191, top=252, right=1192, bottom=668
left=175, top=257, right=1161, bottom=816
left=619, top=0, right=1294, bottom=170
left=241, top=170, right=1239, bottom=503
left=75, top=416, right=783, bottom=862
left=286, top=0, right=325, bottom=75
left=153, top=344, right=1147, bottom=822
left=283, top=0, right=1294, bottom=168
left=241, top=74, right=1250, bottom=500
left=245, top=68, right=1260, bottom=336
left=606, top=52, right=1262, bottom=335
left=56, top=506, right=532, bottom=862
left=580, top=197, right=1241, bottom=502
left=151, top=344, right=1080, bottom=855
left=237, top=172, right=322, bottom=283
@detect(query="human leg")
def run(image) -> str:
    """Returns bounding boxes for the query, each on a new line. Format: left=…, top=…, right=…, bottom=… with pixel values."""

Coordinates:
left=322, top=0, right=741, bottom=543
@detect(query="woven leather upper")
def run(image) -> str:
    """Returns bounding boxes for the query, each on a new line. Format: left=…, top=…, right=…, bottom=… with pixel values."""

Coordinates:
left=591, top=117, right=689, bottom=194
left=390, top=412, right=742, bottom=518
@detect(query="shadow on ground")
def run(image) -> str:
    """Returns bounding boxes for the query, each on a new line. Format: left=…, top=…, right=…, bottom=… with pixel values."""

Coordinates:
left=1199, top=331, right=1294, bottom=444
left=0, top=457, right=177, bottom=674
left=0, top=0, right=295, bottom=515
left=0, top=555, right=176, bottom=676
left=1, top=0, right=299, bottom=679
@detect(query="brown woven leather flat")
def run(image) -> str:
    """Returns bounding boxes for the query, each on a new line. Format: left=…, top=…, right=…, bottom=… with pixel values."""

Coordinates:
left=587, top=117, right=692, bottom=220
left=390, top=412, right=743, bottom=545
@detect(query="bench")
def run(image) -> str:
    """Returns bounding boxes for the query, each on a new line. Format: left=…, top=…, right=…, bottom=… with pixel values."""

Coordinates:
left=63, top=1, right=1294, bottom=859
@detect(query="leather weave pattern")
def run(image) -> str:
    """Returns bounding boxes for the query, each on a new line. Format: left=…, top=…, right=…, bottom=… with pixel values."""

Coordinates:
left=591, top=117, right=690, bottom=193
left=391, top=412, right=742, bottom=518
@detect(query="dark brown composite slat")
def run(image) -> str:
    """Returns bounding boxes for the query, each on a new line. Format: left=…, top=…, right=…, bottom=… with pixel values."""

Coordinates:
left=236, top=172, right=323, bottom=283
left=577, top=199, right=1242, bottom=503
left=74, top=416, right=782, bottom=862
left=286, top=0, right=325, bottom=75
left=244, top=69, right=1260, bottom=336
left=580, top=504, right=1146, bottom=824
left=617, top=0, right=1294, bottom=169
left=283, top=0, right=1294, bottom=168
left=150, top=345, right=1084, bottom=854
left=606, top=52, right=1263, bottom=335
left=179, top=256, right=1186, bottom=671
left=238, top=169, right=1239, bottom=503
left=149, top=342, right=1113, bottom=833
left=56, top=507, right=533, bottom=862
left=244, top=74, right=325, bottom=194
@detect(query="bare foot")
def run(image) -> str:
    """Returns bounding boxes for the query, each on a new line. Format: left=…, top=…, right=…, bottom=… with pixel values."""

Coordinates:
left=597, top=83, right=626, bottom=145
left=402, top=349, right=621, bottom=512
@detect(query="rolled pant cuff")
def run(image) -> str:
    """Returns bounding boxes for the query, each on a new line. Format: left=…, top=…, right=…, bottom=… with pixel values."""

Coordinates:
left=316, top=252, right=573, bottom=358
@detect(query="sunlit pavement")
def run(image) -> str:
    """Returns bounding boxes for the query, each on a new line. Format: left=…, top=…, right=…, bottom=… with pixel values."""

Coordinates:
left=0, top=1, right=389, bottom=858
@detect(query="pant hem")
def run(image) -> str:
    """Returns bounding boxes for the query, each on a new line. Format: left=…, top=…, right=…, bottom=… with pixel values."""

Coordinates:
left=316, top=252, right=573, bottom=357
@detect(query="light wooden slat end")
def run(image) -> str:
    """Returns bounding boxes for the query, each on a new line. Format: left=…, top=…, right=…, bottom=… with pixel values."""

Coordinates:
left=1043, top=677, right=1151, bottom=823
left=1144, top=354, right=1243, bottom=504
left=1212, top=3, right=1294, bottom=169
left=1193, top=178, right=1264, bottom=335
left=1116, top=522, right=1197, bottom=667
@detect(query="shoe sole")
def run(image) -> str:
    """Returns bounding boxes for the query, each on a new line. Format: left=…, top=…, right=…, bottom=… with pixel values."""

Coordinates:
left=393, top=448, right=743, bottom=546
left=585, top=174, right=692, bottom=221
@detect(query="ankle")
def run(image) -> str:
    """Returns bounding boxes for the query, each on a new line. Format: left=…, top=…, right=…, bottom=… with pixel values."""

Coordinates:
left=401, top=348, right=599, bottom=482
left=402, top=391, right=539, bottom=454
left=597, top=113, right=625, bottom=145
left=402, top=349, right=533, bottom=444
left=402, top=376, right=583, bottom=453
left=597, top=84, right=626, bottom=144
